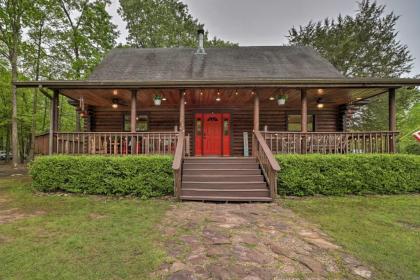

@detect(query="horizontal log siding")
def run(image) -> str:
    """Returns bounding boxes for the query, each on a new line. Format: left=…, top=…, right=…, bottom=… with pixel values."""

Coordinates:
left=90, top=106, right=339, bottom=156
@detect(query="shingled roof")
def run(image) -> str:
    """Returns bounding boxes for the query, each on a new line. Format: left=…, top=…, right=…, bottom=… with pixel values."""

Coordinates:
left=88, top=46, right=344, bottom=82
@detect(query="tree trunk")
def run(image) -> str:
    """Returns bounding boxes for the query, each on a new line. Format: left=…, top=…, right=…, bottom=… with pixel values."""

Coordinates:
left=11, top=53, right=19, bottom=167
left=5, top=125, right=11, bottom=163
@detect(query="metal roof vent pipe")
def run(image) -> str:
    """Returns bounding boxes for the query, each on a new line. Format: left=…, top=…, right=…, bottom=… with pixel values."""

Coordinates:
left=195, top=27, right=206, bottom=55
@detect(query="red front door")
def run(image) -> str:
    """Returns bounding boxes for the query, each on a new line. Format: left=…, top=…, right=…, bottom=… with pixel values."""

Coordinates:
left=195, top=112, right=231, bottom=156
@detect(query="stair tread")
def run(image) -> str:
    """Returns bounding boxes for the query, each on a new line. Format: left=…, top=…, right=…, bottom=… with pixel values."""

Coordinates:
left=183, top=168, right=260, bottom=170
left=185, top=157, right=256, bottom=159
left=182, top=181, right=266, bottom=183
left=183, top=175, right=263, bottom=177
left=182, top=188, right=269, bottom=191
left=180, top=196, right=272, bottom=201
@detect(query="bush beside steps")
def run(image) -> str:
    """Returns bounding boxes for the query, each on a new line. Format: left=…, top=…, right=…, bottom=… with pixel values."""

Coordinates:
left=30, top=154, right=419, bottom=198
left=30, top=155, right=173, bottom=199
left=276, top=154, right=420, bottom=196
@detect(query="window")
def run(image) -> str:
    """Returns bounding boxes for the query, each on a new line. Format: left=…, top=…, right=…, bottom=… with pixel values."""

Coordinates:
left=196, top=118, right=202, bottom=134
left=287, top=114, right=314, bottom=132
left=124, top=114, right=149, bottom=132
left=223, top=118, right=229, bottom=136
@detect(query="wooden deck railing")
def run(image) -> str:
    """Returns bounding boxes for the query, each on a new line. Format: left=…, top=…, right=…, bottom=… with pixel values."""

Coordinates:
left=253, top=131, right=281, bottom=199
left=34, top=132, right=50, bottom=155
left=172, top=132, right=185, bottom=200
left=262, top=131, right=399, bottom=154
left=47, top=132, right=180, bottom=155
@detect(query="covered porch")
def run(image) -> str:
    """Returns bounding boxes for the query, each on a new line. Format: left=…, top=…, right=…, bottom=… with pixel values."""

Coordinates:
left=15, top=78, right=418, bottom=201
left=26, top=81, right=402, bottom=157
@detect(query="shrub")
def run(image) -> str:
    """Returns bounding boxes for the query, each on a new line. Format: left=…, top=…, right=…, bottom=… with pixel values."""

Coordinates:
left=404, top=143, right=420, bottom=155
left=30, top=155, right=174, bottom=198
left=276, top=154, right=420, bottom=196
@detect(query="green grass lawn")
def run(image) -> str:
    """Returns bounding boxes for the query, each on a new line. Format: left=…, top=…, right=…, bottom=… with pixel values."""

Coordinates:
left=283, top=195, right=420, bottom=280
left=0, top=176, right=171, bottom=280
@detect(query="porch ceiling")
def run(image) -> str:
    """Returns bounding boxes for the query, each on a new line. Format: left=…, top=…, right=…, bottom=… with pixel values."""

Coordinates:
left=60, top=87, right=388, bottom=108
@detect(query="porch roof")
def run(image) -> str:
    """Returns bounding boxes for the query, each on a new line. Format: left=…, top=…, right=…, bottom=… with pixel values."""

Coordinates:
left=13, top=77, right=420, bottom=89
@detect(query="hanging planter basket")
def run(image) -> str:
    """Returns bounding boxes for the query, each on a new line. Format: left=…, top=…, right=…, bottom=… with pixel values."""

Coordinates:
left=153, top=95, right=162, bottom=106
left=276, top=94, right=288, bottom=105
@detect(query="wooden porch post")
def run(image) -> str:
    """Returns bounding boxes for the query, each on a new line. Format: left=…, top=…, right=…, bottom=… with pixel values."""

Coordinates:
left=252, top=91, right=259, bottom=156
left=389, top=88, right=396, bottom=152
left=130, top=90, right=137, bottom=154
left=301, top=89, right=308, bottom=132
left=75, top=107, right=81, bottom=132
left=301, top=89, right=308, bottom=153
left=179, top=90, right=185, bottom=132
left=130, top=90, right=137, bottom=132
left=49, top=90, right=59, bottom=155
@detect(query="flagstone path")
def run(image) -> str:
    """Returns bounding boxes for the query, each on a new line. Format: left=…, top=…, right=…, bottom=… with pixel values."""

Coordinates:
left=155, top=202, right=372, bottom=280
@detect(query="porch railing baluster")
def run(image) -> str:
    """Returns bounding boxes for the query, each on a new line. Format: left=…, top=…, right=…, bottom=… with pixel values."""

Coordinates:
left=261, top=131, right=398, bottom=155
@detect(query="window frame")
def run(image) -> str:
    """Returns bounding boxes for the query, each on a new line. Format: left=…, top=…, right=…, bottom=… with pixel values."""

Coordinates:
left=123, top=112, right=150, bottom=132
left=286, top=113, right=316, bottom=132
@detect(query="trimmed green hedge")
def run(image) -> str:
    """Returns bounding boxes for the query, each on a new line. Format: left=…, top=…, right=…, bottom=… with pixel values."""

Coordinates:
left=276, top=154, right=420, bottom=196
left=30, top=155, right=173, bottom=198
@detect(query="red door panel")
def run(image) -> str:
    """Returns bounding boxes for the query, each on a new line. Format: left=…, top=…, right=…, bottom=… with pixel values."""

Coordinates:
left=203, top=113, right=222, bottom=155
left=195, top=112, right=231, bottom=156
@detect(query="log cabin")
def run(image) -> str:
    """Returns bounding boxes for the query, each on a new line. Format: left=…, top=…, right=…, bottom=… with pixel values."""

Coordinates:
left=15, top=29, right=420, bottom=202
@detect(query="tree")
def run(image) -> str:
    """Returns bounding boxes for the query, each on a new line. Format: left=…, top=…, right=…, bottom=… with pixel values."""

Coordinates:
left=0, top=0, right=32, bottom=166
left=51, top=0, right=119, bottom=79
left=118, top=0, right=236, bottom=48
left=0, top=0, right=119, bottom=164
left=288, top=0, right=413, bottom=77
left=287, top=0, right=416, bottom=134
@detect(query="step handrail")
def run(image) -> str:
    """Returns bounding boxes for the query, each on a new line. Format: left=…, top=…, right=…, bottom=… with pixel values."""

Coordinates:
left=253, top=131, right=280, bottom=199
left=172, top=131, right=185, bottom=199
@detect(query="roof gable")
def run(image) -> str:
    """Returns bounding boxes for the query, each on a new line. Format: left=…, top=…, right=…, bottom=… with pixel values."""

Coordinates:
left=88, top=46, right=344, bottom=81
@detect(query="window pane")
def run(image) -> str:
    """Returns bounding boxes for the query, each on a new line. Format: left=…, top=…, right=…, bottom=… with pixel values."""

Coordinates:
left=196, top=118, right=202, bottom=134
left=136, top=115, right=148, bottom=132
left=287, top=115, right=314, bottom=132
left=223, top=119, right=229, bottom=136
left=124, top=114, right=130, bottom=131
left=124, top=114, right=148, bottom=132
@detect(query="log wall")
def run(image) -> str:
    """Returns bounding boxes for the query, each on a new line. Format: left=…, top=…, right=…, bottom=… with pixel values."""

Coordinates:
left=90, top=106, right=340, bottom=156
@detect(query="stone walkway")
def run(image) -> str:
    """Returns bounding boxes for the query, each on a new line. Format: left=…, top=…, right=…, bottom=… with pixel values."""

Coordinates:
left=155, top=202, right=372, bottom=280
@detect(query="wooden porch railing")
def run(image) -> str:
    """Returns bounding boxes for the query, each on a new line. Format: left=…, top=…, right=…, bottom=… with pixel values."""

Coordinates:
left=172, top=132, right=185, bottom=200
left=34, top=132, right=50, bottom=155
left=262, top=131, right=399, bottom=154
left=46, top=132, right=181, bottom=155
left=253, top=131, right=281, bottom=199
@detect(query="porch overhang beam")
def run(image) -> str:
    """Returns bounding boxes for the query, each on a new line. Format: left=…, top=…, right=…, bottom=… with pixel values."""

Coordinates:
left=12, top=78, right=420, bottom=89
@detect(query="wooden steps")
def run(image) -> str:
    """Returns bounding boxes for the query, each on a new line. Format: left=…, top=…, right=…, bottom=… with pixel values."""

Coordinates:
left=180, top=157, right=272, bottom=202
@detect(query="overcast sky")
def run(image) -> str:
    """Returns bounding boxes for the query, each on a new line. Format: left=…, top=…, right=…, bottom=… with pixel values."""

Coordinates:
left=107, top=0, right=420, bottom=76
